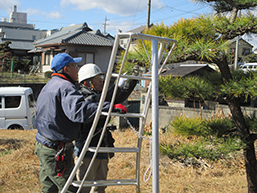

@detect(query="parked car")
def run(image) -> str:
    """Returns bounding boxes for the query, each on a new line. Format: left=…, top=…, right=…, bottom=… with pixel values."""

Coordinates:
left=239, top=63, right=257, bottom=72
left=0, top=87, right=36, bottom=130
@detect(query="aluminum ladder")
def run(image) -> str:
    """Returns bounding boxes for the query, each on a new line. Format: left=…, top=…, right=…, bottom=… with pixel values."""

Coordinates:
left=61, top=32, right=176, bottom=193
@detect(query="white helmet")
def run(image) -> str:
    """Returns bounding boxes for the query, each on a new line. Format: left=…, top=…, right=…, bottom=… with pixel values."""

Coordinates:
left=78, top=63, right=103, bottom=83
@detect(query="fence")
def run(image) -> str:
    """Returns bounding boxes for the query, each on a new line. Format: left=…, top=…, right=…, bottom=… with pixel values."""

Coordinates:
left=0, top=71, right=48, bottom=84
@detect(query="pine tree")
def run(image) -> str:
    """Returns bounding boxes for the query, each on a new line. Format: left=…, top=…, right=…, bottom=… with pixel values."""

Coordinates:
left=123, top=0, right=257, bottom=192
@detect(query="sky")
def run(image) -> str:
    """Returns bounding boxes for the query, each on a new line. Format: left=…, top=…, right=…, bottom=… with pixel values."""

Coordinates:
left=0, top=0, right=213, bottom=36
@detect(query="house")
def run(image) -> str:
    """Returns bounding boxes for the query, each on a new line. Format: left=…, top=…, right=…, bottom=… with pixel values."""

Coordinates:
left=161, top=64, right=216, bottom=77
left=139, top=64, right=218, bottom=109
left=0, top=5, right=55, bottom=59
left=29, top=22, right=115, bottom=74
left=227, top=37, right=253, bottom=64
left=119, top=25, right=147, bottom=49
left=119, top=25, right=153, bottom=51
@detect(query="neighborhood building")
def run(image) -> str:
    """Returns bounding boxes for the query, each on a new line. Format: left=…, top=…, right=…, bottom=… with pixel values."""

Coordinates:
left=227, top=36, right=253, bottom=64
left=0, top=5, right=56, bottom=59
left=119, top=25, right=147, bottom=49
left=29, top=22, right=115, bottom=74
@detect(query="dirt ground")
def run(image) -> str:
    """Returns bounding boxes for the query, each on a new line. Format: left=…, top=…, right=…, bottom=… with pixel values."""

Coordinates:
left=0, top=129, right=247, bottom=193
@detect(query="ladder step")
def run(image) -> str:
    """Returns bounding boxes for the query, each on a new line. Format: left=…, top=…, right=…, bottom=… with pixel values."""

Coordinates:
left=72, top=179, right=137, bottom=187
left=88, top=147, right=139, bottom=153
left=101, top=112, right=145, bottom=118
left=112, top=73, right=151, bottom=81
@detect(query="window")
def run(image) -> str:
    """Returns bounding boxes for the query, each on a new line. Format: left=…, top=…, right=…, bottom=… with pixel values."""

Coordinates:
left=28, top=94, right=35, bottom=108
left=45, top=54, right=50, bottom=65
left=5, top=96, right=21, bottom=108
left=32, top=35, right=36, bottom=40
left=242, top=48, right=251, bottom=56
left=86, top=53, right=94, bottom=63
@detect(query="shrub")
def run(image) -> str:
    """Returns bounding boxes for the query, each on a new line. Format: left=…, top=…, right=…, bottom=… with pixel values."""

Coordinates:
left=160, top=136, right=243, bottom=161
left=44, top=71, right=53, bottom=79
left=170, top=116, right=211, bottom=137
left=204, top=117, right=235, bottom=137
left=162, top=115, right=244, bottom=162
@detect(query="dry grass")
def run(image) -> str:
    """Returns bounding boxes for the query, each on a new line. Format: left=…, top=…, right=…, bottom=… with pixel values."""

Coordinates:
left=0, top=129, right=248, bottom=193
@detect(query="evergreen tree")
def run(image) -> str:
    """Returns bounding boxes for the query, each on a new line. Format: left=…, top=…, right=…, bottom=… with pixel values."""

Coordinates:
left=122, top=0, right=257, bottom=192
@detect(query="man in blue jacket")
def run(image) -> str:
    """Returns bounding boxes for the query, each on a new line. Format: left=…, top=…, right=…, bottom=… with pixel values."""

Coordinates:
left=35, top=53, right=110, bottom=193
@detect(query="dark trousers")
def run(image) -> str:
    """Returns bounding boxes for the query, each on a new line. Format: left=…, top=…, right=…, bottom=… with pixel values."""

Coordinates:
left=35, top=141, right=78, bottom=193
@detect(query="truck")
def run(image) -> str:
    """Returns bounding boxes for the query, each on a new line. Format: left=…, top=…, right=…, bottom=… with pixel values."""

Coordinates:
left=0, top=87, right=36, bottom=130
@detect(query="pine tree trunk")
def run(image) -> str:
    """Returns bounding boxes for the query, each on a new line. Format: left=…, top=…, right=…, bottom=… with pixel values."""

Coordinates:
left=244, top=142, right=257, bottom=192
left=227, top=97, right=257, bottom=193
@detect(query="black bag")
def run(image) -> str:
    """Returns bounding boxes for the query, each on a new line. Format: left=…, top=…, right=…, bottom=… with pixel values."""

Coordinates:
left=54, top=142, right=71, bottom=177
left=106, top=130, right=115, bottom=147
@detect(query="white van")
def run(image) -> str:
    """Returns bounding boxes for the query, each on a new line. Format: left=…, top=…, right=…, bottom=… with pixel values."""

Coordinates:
left=239, top=63, right=257, bottom=72
left=0, top=87, right=36, bottom=130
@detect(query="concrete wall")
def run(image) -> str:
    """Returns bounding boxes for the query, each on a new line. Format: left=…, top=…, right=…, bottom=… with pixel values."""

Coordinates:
left=114, top=98, right=257, bottom=130
left=145, top=104, right=257, bottom=128
left=0, top=27, right=47, bottom=40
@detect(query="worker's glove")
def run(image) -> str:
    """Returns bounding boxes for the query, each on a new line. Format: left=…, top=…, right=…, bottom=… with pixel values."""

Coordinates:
left=112, top=104, right=127, bottom=114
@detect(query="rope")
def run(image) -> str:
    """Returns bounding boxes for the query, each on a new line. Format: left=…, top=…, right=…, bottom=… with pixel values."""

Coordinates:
left=124, top=117, right=152, bottom=182
left=143, top=139, right=152, bottom=182
left=124, top=117, right=152, bottom=140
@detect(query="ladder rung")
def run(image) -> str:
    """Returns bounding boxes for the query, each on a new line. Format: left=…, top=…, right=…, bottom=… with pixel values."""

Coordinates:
left=101, top=112, right=145, bottom=118
left=72, top=179, right=137, bottom=187
left=112, top=73, right=151, bottom=81
left=88, top=147, right=139, bottom=153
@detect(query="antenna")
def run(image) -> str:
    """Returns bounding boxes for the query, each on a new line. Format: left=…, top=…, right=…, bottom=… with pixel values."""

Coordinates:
left=103, top=16, right=110, bottom=34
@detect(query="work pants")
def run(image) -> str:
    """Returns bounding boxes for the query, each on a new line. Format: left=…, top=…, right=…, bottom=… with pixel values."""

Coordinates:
left=74, top=156, right=108, bottom=193
left=35, top=141, right=77, bottom=193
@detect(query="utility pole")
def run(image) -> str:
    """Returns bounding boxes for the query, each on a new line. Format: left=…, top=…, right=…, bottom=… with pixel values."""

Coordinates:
left=234, top=10, right=241, bottom=71
left=147, top=0, right=151, bottom=28
left=103, top=16, right=109, bottom=34
left=234, top=36, right=239, bottom=70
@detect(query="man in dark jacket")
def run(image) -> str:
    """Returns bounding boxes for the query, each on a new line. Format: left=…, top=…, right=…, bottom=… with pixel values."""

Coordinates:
left=35, top=53, right=110, bottom=193
left=74, top=63, right=138, bottom=193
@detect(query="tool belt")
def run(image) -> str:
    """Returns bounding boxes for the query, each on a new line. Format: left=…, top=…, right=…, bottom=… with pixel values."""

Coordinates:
left=54, top=142, right=73, bottom=177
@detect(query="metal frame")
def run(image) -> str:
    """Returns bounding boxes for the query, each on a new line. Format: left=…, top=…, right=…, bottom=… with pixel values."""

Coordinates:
left=61, top=32, right=176, bottom=193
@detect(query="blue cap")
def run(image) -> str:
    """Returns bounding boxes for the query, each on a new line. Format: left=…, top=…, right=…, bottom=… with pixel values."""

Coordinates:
left=51, top=53, right=82, bottom=72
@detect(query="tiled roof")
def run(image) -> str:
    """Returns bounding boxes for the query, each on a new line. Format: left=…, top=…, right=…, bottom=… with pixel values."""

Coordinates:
left=227, top=37, right=253, bottom=47
left=0, top=39, right=34, bottom=50
left=161, top=64, right=215, bottom=77
left=64, top=32, right=114, bottom=46
left=34, top=23, right=113, bottom=47
left=127, top=25, right=147, bottom=33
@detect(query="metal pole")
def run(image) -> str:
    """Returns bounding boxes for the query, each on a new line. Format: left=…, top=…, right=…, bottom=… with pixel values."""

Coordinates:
left=10, top=59, right=13, bottom=78
left=152, top=38, right=159, bottom=193
left=234, top=36, right=239, bottom=70
left=147, top=0, right=151, bottom=28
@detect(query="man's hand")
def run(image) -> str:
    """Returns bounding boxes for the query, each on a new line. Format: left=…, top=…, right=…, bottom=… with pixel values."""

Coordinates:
left=113, top=104, right=127, bottom=114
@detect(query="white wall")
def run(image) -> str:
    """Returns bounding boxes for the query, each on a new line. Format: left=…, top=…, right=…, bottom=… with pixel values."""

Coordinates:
left=67, top=45, right=113, bottom=72
left=0, top=27, right=47, bottom=40
left=94, top=46, right=112, bottom=72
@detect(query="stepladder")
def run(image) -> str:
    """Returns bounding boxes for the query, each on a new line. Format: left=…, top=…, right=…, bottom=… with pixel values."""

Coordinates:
left=61, top=32, right=176, bottom=193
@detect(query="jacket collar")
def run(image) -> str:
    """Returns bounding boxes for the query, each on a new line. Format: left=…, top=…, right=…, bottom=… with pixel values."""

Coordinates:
left=51, top=73, right=76, bottom=85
